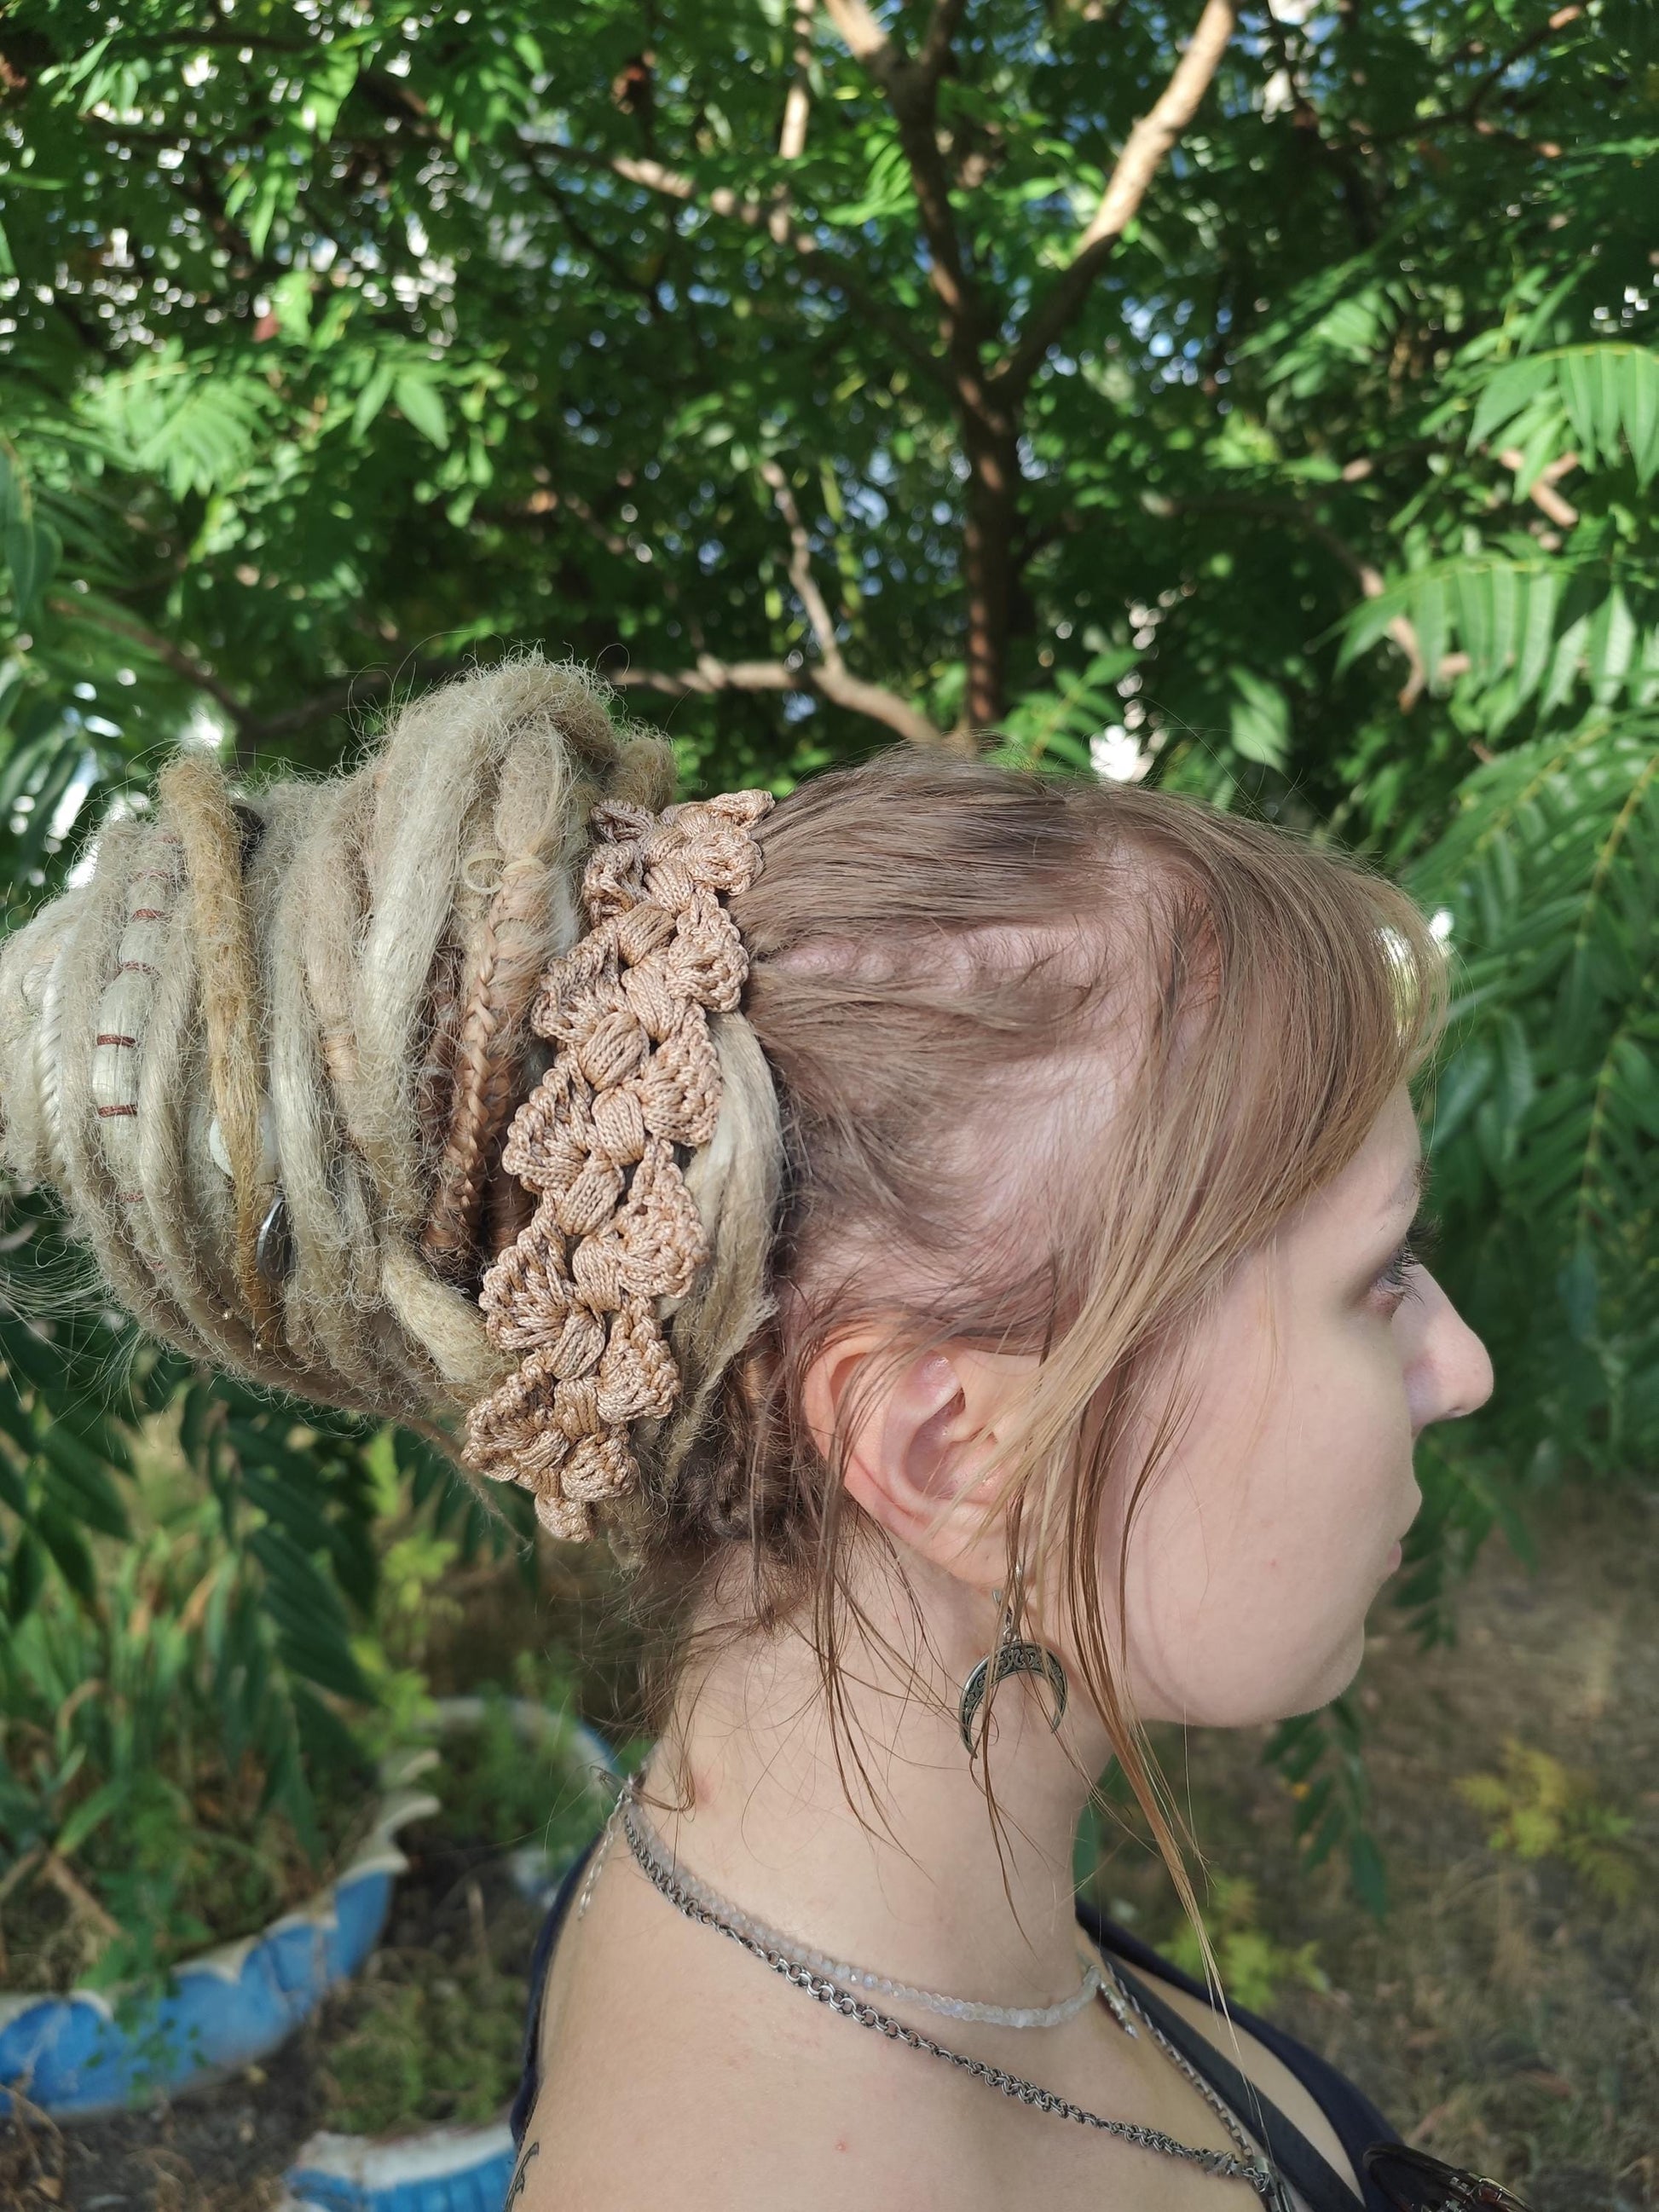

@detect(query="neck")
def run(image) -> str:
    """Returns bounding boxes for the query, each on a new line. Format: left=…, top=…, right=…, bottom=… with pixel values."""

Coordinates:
left=645, top=1554, right=1113, bottom=2007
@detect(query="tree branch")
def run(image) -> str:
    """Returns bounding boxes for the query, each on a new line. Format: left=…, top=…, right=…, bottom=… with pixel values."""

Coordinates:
left=994, top=0, right=1238, bottom=398
left=1497, top=447, right=1581, bottom=531
left=540, top=140, right=789, bottom=234
left=1413, top=3, right=1584, bottom=133
left=1258, top=7, right=1377, bottom=248
left=240, top=667, right=442, bottom=750
left=760, top=460, right=846, bottom=674
left=49, top=599, right=445, bottom=763
left=818, top=0, right=887, bottom=66
left=488, top=481, right=702, bottom=640
left=917, top=0, right=970, bottom=83
left=55, top=599, right=249, bottom=727
left=613, top=649, right=954, bottom=751
left=1141, top=491, right=1431, bottom=708
left=123, top=27, right=310, bottom=50
left=42, top=1852, right=121, bottom=1942
left=610, top=656, right=808, bottom=699
left=540, top=171, right=662, bottom=300
left=525, top=138, right=951, bottom=392
left=821, top=0, right=981, bottom=345
left=819, top=0, right=1013, bottom=733
left=759, top=459, right=954, bottom=748
left=777, top=1, right=817, bottom=163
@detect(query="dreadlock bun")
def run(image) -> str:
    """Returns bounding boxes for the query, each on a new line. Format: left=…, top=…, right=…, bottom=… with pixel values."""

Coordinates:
left=0, top=656, right=684, bottom=1451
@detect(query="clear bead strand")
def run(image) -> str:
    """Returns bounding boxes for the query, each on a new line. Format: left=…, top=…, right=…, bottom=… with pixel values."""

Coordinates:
left=619, top=1772, right=1103, bottom=2030
left=615, top=1780, right=1283, bottom=2204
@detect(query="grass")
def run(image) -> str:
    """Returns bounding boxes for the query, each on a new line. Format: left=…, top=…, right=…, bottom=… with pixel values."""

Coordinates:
left=310, top=1689, right=616, bottom=2141
left=314, top=1913, right=535, bottom=2140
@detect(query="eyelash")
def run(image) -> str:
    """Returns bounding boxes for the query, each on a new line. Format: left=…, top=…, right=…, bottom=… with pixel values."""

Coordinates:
left=1378, top=1207, right=1442, bottom=1304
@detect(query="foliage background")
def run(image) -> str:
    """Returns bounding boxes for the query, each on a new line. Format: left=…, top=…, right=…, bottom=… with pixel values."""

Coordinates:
left=0, top=0, right=1655, bottom=1922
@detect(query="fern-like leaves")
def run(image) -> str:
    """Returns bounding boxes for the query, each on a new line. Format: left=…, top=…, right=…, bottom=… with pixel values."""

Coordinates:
left=1406, top=724, right=1659, bottom=1468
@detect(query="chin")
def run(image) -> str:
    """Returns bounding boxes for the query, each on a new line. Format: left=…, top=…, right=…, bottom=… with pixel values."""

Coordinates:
left=1214, top=1629, right=1368, bottom=1730
left=1288, top=1626, right=1367, bottom=1718
left=1136, top=1622, right=1369, bottom=1729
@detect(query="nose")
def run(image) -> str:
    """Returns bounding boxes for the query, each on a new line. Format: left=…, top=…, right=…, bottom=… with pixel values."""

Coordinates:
left=1408, top=1272, right=1495, bottom=1431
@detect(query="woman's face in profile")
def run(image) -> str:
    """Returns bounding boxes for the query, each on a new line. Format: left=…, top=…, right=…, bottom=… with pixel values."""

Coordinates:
left=1109, top=1086, right=1495, bottom=1730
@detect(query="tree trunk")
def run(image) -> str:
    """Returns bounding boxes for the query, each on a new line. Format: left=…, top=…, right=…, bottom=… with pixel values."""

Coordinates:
left=961, top=408, right=1021, bottom=736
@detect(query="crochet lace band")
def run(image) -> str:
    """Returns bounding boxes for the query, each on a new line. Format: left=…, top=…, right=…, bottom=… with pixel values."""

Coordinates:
left=462, top=788, right=774, bottom=1540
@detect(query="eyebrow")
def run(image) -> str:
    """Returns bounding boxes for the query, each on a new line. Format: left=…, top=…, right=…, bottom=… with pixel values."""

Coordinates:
left=1382, top=1153, right=1431, bottom=1218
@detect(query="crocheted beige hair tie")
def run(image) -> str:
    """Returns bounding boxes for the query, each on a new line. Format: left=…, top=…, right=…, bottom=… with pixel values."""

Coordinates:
left=462, top=788, right=774, bottom=1539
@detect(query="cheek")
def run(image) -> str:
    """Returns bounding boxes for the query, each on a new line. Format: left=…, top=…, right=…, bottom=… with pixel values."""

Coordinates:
left=1103, top=1336, right=1409, bottom=1726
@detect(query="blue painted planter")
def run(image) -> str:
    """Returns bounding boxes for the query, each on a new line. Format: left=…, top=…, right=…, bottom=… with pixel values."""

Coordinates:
left=421, top=1700, right=619, bottom=1910
left=0, top=1764, right=440, bottom=2122
left=280, top=1701, right=616, bottom=2212
left=281, top=2121, right=518, bottom=2212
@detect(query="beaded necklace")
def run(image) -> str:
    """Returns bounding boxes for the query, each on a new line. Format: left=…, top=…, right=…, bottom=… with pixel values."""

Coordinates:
left=585, top=1776, right=1291, bottom=2208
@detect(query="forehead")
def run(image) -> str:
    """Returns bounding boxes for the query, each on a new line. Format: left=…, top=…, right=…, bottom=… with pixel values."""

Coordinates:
left=1385, top=1153, right=1431, bottom=1215
left=1306, top=1089, right=1423, bottom=1228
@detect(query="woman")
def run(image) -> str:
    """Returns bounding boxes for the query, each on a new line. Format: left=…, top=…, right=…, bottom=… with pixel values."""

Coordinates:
left=0, top=657, right=1498, bottom=2210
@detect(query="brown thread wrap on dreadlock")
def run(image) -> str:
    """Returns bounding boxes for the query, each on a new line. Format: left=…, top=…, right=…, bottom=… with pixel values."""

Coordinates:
left=462, top=788, right=774, bottom=1541
left=0, top=656, right=685, bottom=1435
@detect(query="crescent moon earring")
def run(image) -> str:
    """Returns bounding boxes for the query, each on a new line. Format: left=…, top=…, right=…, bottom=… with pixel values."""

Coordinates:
left=958, top=1569, right=1068, bottom=1760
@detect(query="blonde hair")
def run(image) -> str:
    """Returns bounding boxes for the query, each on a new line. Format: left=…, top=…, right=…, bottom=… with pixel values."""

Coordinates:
left=0, top=657, right=674, bottom=1432
left=0, top=653, right=1449, bottom=1930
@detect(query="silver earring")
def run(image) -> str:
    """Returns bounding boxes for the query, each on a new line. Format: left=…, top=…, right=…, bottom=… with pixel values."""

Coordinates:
left=957, top=1575, right=1067, bottom=1759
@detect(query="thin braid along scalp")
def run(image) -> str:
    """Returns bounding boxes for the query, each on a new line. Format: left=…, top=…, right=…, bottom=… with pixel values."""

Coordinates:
left=0, top=655, right=1450, bottom=1907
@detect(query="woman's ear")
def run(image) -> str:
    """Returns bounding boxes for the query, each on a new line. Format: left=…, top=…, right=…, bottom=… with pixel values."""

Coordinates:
left=801, top=1331, right=1035, bottom=1584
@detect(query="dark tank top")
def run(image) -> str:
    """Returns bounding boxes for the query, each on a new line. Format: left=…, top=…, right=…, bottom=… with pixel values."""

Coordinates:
left=510, top=1828, right=1402, bottom=2209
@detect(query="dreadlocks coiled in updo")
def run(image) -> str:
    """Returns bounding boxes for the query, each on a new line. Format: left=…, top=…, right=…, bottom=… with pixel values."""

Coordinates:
left=0, top=641, right=1459, bottom=1959
left=0, top=657, right=787, bottom=1556
left=0, top=647, right=1452, bottom=1893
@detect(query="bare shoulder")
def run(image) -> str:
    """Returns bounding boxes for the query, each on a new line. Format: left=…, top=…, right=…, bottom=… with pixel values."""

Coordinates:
left=511, top=1863, right=974, bottom=2212
left=508, top=2037, right=968, bottom=2212
left=1140, top=1974, right=1366, bottom=2203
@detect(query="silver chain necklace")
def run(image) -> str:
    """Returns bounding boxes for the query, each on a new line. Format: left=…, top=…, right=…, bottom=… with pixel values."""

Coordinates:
left=610, top=1777, right=1103, bottom=2029
left=600, top=1774, right=1288, bottom=2206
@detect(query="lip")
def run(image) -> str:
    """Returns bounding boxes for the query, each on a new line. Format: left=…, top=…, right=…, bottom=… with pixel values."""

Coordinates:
left=1385, top=1539, right=1402, bottom=1571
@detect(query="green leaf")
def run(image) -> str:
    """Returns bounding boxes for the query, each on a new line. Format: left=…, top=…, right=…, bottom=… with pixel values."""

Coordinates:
left=54, top=1776, right=129, bottom=1858
left=1557, top=349, right=1601, bottom=459
left=1453, top=563, right=1494, bottom=684
left=271, top=269, right=314, bottom=344
left=1557, top=1243, right=1600, bottom=1343
left=1428, top=1042, right=1494, bottom=1148
left=4, top=518, right=61, bottom=620
left=1589, top=347, right=1626, bottom=469
left=34, top=1502, right=95, bottom=1601
left=1348, top=1830, right=1388, bottom=1920
left=0, top=1447, right=29, bottom=1517
left=1513, top=570, right=1561, bottom=705
left=1469, top=355, right=1556, bottom=450
left=238, top=1462, right=339, bottom=1562
left=1624, top=351, right=1659, bottom=483
left=7, top=1529, right=44, bottom=1619
left=1540, top=611, right=1590, bottom=718
left=1228, top=670, right=1290, bottom=768
left=1585, top=586, right=1636, bottom=704
left=1508, top=405, right=1570, bottom=501
left=392, top=373, right=450, bottom=449
left=350, top=360, right=398, bottom=439
left=37, top=1427, right=131, bottom=1540
left=0, top=1319, right=66, bottom=1400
